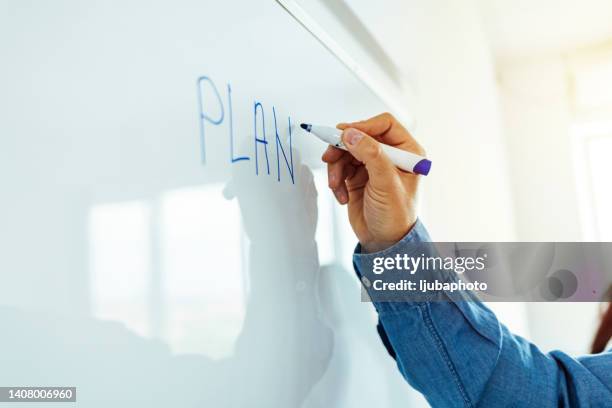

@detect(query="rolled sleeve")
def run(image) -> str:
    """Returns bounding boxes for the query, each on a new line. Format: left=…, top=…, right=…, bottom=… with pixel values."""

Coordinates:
left=350, top=220, right=612, bottom=407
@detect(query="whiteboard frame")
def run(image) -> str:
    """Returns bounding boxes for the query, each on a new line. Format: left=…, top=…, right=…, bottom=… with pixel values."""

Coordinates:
left=274, top=0, right=415, bottom=129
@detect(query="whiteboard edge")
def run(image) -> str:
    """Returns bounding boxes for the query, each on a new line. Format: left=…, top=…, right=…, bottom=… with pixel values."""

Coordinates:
left=274, top=0, right=415, bottom=129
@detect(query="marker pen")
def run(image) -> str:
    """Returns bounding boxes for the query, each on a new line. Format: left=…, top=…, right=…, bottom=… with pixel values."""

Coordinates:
left=300, top=123, right=431, bottom=176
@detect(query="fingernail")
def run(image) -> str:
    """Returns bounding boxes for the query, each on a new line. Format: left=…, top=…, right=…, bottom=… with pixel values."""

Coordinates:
left=334, top=189, right=346, bottom=203
left=344, top=128, right=363, bottom=146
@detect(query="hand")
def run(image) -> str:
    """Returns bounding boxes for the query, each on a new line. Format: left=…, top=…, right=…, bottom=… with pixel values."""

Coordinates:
left=322, top=113, right=425, bottom=253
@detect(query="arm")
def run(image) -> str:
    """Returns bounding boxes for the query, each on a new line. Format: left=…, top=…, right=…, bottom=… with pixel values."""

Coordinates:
left=322, top=113, right=612, bottom=407
left=354, top=220, right=612, bottom=407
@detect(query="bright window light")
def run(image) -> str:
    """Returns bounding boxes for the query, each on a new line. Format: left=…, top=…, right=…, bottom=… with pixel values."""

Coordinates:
left=572, top=121, right=612, bottom=241
left=574, top=58, right=612, bottom=111
left=89, top=201, right=151, bottom=337
left=572, top=53, right=612, bottom=241
left=160, top=184, right=245, bottom=359
left=586, top=136, right=612, bottom=240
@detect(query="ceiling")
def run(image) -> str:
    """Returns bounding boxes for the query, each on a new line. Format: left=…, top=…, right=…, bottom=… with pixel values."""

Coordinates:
left=477, top=0, right=612, bottom=58
left=342, top=0, right=612, bottom=61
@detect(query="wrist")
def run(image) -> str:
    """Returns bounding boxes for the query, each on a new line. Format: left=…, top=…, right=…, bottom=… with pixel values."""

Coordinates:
left=361, top=219, right=417, bottom=254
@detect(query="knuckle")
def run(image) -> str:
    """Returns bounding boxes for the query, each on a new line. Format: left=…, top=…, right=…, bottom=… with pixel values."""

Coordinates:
left=364, top=141, right=383, bottom=161
left=328, top=162, right=346, bottom=188
left=381, top=112, right=395, bottom=122
left=413, top=142, right=426, bottom=157
left=329, top=177, right=339, bottom=189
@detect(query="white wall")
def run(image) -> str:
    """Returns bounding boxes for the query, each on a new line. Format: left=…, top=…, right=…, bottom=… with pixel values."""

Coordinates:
left=497, top=57, right=582, bottom=241
left=496, top=56, right=600, bottom=354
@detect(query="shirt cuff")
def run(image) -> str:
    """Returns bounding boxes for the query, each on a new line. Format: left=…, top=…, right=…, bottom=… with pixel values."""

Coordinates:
left=353, top=218, right=432, bottom=259
left=352, top=219, right=443, bottom=313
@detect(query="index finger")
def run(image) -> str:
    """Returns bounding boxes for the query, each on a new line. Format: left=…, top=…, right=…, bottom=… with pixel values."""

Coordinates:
left=321, top=145, right=346, bottom=163
left=337, top=112, right=411, bottom=147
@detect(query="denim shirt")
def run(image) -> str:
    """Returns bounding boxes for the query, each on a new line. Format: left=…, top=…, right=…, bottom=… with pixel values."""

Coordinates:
left=353, top=220, right=612, bottom=407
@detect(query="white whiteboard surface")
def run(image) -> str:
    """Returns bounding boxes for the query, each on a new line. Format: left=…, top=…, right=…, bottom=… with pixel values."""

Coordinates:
left=0, top=1, right=420, bottom=406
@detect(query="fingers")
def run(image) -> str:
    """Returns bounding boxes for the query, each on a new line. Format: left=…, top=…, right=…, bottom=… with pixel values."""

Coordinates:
left=345, top=165, right=368, bottom=194
left=321, top=145, right=344, bottom=163
left=338, top=112, right=421, bottom=151
left=323, top=146, right=354, bottom=205
left=341, top=128, right=395, bottom=190
left=332, top=181, right=349, bottom=205
left=323, top=117, right=412, bottom=204
left=338, top=112, right=393, bottom=136
left=327, top=153, right=350, bottom=190
left=327, top=153, right=353, bottom=204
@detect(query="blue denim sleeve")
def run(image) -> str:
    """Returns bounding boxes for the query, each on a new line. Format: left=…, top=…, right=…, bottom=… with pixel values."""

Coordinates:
left=353, top=219, right=612, bottom=407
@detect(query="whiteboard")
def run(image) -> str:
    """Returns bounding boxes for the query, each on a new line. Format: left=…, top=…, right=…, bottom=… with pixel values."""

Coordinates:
left=0, top=1, right=420, bottom=406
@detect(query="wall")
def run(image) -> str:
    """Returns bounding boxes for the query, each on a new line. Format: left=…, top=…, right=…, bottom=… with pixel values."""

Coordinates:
left=496, top=55, right=600, bottom=353
left=497, top=57, right=582, bottom=241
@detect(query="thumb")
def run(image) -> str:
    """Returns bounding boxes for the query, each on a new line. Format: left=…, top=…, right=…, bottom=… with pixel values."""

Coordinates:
left=342, top=127, right=395, bottom=188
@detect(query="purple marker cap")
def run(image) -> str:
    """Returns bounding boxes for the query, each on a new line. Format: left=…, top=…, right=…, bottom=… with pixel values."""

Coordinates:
left=413, top=159, right=432, bottom=176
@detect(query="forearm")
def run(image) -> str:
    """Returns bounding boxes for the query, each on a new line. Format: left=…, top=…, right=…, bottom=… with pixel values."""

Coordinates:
left=353, top=221, right=612, bottom=407
left=353, top=220, right=498, bottom=405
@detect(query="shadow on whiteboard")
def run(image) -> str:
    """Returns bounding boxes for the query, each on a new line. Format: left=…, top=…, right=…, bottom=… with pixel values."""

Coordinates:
left=0, top=151, right=337, bottom=407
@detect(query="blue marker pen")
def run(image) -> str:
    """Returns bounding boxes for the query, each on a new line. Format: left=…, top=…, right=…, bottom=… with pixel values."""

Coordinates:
left=300, top=123, right=431, bottom=176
